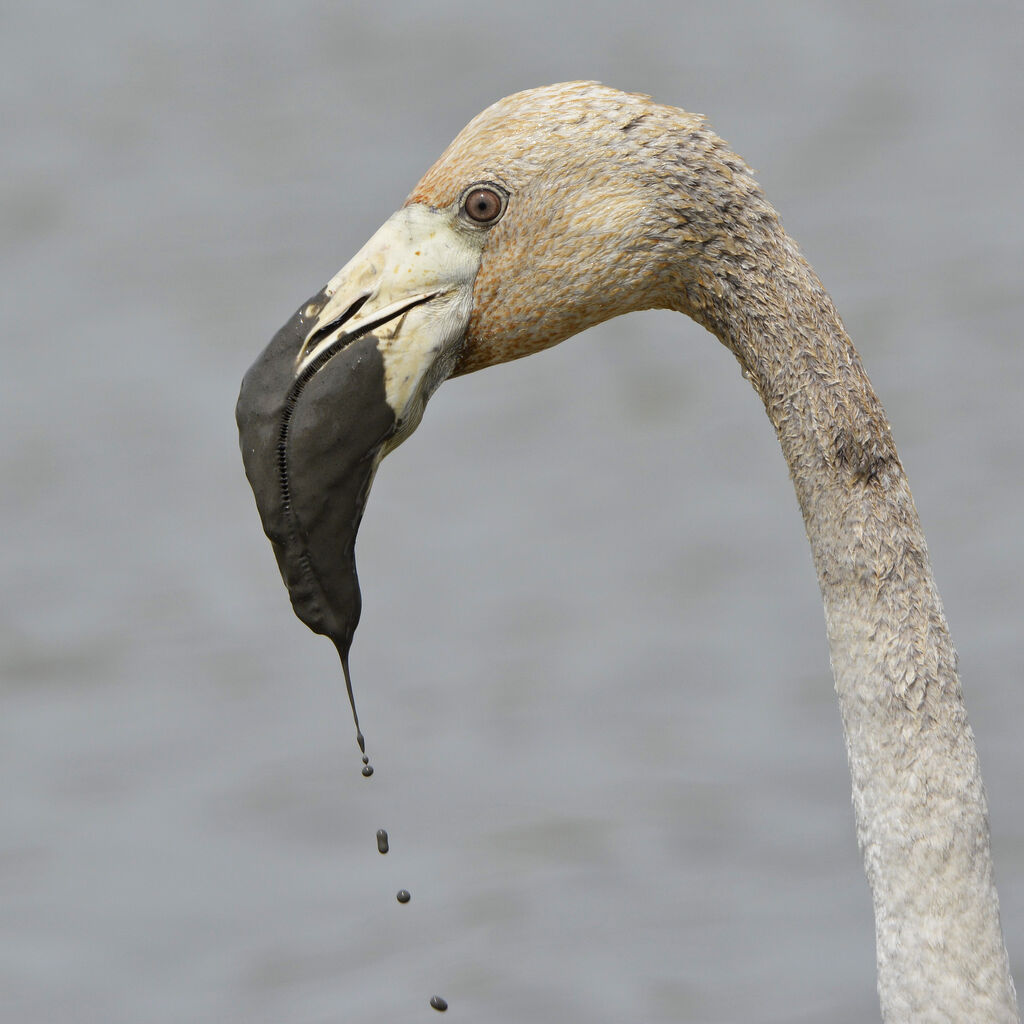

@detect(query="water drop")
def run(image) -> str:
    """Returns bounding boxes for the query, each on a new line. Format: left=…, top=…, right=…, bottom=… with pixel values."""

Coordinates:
left=429, top=995, right=448, bottom=1012
left=396, top=889, right=410, bottom=903
left=362, top=765, right=374, bottom=777
left=376, top=829, right=389, bottom=855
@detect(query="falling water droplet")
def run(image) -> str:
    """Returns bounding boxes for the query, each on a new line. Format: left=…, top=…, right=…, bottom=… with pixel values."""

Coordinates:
left=362, top=755, right=369, bottom=765
left=361, top=764, right=374, bottom=777
left=396, top=889, right=410, bottom=903
left=376, top=829, right=389, bottom=855
left=429, top=995, right=448, bottom=1012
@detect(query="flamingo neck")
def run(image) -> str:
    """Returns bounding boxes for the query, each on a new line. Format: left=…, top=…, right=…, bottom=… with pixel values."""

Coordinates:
left=676, top=226, right=1018, bottom=1021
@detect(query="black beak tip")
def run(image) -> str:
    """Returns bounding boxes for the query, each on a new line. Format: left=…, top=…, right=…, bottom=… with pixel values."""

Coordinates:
left=237, top=296, right=398, bottom=662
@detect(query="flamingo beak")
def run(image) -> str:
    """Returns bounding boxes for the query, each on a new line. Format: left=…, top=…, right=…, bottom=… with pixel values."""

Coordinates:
left=236, top=204, right=484, bottom=662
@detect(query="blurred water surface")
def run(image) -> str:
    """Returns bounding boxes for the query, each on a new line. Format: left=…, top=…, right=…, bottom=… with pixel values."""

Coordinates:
left=2, top=2, right=1022, bottom=1022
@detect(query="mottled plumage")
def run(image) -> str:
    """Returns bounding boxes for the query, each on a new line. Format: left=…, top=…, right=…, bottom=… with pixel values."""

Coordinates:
left=412, top=82, right=1018, bottom=1021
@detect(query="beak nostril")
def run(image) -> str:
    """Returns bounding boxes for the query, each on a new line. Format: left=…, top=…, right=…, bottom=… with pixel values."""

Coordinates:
left=296, top=289, right=444, bottom=376
left=304, top=292, right=372, bottom=352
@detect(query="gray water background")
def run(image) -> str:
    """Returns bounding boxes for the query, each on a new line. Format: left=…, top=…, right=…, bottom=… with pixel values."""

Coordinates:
left=2, top=2, right=1022, bottom=1021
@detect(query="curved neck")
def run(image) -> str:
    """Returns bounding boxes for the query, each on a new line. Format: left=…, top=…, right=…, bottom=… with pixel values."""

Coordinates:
left=678, top=225, right=1018, bottom=1021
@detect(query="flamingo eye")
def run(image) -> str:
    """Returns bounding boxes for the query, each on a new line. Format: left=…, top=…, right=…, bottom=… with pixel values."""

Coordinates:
left=461, top=185, right=506, bottom=224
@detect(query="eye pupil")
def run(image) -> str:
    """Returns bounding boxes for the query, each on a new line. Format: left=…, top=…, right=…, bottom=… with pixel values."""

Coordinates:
left=464, top=187, right=503, bottom=223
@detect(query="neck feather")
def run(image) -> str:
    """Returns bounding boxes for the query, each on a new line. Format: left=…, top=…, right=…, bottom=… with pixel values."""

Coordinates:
left=670, top=184, right=1018, bottom=1020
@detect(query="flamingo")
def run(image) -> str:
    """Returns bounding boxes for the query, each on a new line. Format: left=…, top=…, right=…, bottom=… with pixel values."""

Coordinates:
left=237, top=82, right=1019, bottom=1022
